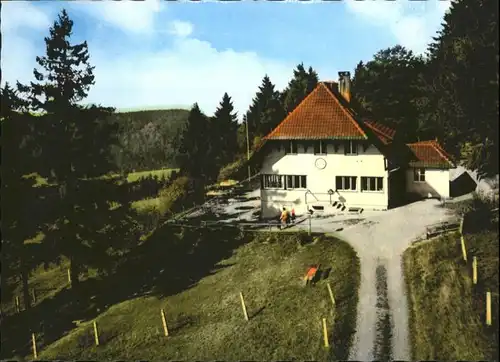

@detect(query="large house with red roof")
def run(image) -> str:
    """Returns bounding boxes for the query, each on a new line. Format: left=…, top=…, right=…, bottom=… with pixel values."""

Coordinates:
left=254, top=71, right=456, bottom=219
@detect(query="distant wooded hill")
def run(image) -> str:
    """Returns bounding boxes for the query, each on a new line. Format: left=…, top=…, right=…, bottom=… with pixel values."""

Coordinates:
left=110, top=109, right=190, bottom=173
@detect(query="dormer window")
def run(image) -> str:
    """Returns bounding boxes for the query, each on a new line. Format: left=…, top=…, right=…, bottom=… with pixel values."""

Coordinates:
left=344, top=140, right=358, bottom=155
left=284, top=140, right=298, bottom=154
left=314, top=140, right=327, bottom=155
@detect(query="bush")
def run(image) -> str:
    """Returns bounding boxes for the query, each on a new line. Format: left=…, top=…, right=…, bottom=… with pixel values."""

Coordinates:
left=217, top=157, right=246, bottom=182
left=464, top=192, right=498, bottom=232
left=128, top=174, right=173, bottom=201
left=158, top=176, right=205, bottom=217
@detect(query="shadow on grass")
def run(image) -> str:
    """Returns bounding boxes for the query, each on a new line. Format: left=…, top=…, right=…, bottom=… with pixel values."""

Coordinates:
left=250, top=305, right=266, bottom=319
left=328, top=243, right=360, bottom=361
left=0, top=218, right=253, bottom=359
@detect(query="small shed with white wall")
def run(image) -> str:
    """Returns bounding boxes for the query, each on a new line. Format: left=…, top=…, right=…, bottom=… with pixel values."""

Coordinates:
left=405, top=141, right=455, bottom=200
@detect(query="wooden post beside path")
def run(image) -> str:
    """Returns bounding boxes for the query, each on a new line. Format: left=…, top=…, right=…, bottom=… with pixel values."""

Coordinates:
left=472, top=256, right=477, bottom=285
left=93, top=321, right=100, bottom=346
left=322, top=318, right=329, bottom=348
left=460, top=236, right=467, bottom=262
left=326, top=283, right=336, bottom=309
left=486, top=291, right=492, bottom=326
left=160, top=309, right=169, bottom=337
left=32, top=333, right=38, bottom=359
left=239, top=292, right=249, bottom=321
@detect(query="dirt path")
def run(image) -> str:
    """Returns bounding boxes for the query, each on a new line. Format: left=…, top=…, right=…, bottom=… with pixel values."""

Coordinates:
left=336, top=200, right=455, bottom=361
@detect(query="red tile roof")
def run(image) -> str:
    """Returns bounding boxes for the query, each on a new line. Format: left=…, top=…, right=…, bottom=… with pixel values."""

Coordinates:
left=363, top=120, right=396, bottom=145
left=263, top=82, right=367, bottom=140
left=407, top=140, right=455, bottom=168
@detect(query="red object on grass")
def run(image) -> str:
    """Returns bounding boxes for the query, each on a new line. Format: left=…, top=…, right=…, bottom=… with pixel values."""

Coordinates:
left=306, top=267, right=318, bottom=278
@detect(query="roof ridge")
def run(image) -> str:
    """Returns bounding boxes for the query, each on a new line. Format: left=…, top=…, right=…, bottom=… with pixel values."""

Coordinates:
left=320, top=82, right=367, bottom=139
left=364, top=120, right=395, bottom=140
left=429, top=140, right=455, bottom=166
left=263, top=84, right=322, bottom=140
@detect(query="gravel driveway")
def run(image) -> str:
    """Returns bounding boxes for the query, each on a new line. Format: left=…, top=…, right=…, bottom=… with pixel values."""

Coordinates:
left=326, top=200, right=455, bottom=360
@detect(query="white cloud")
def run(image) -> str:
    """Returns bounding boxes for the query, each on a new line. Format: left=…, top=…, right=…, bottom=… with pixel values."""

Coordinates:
left=345, top=0, right=452, bottom=55
left=168, top=20, right=194, bottom=38
left=88, top=37, right=292, bottom=115
left=0, top=1, right=51, bottom=32
left=71, top=0, right=162, bottom=35
left=0, top=2, right=52, bottom=87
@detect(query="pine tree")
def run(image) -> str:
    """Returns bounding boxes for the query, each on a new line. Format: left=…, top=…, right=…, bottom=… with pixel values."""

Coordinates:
left=281, top=63, right=319, bottom=114
left=245, top=75, right=284, bottom=145
left=425, top=0, right=499, bottom=178
left=351, top=46, right=426, bottom=140
left=177, top=103, right=215, bottom=181
left=212, top=93, right=239, bottom=168
left=18, top=9, right=132, bottom=289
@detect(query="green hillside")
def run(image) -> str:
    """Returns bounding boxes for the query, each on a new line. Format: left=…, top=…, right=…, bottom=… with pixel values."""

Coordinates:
left=2, top=230, right=360, bottom=361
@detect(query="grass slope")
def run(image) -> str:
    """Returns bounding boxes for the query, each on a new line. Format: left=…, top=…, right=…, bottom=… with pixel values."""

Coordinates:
left=15, top=232, right=359, bottom=360
left=404, top=227, right=499, bottom=360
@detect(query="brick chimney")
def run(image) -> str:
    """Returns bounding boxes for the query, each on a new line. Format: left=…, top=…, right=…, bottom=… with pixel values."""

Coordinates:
left=338, top=71, right=351, bottom=103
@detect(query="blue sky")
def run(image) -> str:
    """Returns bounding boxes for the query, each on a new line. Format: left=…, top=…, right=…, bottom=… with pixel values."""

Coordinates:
left=1, top=0, right=450, bottom=116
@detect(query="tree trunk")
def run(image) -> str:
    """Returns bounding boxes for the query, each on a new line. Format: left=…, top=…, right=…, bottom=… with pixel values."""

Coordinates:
left=21, top=267, right=31, bottom=311
left=69, top=257, right=80, bottom=289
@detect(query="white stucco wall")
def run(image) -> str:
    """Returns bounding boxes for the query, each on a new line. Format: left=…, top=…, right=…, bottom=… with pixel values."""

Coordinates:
left=405, top=168, right=450, bottom=199
left=260, top=141, right=389, bottom=219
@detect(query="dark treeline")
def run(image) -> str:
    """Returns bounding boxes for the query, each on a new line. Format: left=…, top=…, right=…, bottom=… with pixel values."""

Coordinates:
left=1, top=0, right=497, bottom=329
left=351, top=0, right=498, bottom=179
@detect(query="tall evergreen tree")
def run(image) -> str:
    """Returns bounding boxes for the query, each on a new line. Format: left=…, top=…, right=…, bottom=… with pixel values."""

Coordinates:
left=176, top=103, right=215, bottom=181
left=245, top=75, right=284, bottom=145
left=17, top=9, right=132, bottom=288
left=351, top=46, right=426, bottom=142
left=424, top=0, right=499, bottom=178
left=281, top=63, right=319, bottom=114
left=211, top=93, right=239, bottom=169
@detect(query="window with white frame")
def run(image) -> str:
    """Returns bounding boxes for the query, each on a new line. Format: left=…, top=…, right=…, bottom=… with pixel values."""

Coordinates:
left=262, top=174, right=284, bottom=189
left=413, top=168, right=426, bottom=182
left=344, top=140, right=358, bottom=155
left=284, top=140, right=298, bottom=154
left=286, top=175, right=307, bottom=189
left=336, top=176, right=357, bottom=191
left=314, top=140, right=327, bottom=155
left=361, top=177, right=383, bottom=191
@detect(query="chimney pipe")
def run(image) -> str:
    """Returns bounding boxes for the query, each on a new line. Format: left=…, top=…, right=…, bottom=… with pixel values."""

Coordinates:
left=338, top=71, right=351, bottom=103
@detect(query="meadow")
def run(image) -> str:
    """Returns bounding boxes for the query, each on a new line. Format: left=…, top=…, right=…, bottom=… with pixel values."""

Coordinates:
left=2, top=228, right=360, bottom=361
left=403, top=204, right=499, bottom=361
